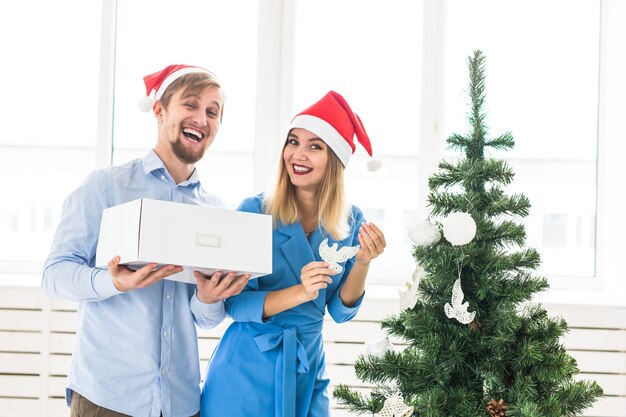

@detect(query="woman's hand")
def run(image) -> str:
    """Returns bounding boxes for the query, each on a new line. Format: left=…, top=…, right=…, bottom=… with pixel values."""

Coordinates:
left=355, top=222, right=386, bottom=266
left=299, top=261, right=336, bottom=301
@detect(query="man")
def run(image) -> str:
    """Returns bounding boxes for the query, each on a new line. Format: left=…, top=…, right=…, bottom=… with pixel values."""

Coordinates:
left=42, top=64, right=249, bottom=417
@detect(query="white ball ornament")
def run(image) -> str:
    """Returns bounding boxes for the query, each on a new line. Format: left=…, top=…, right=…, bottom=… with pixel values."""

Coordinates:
left=442, top=212, right=477, bottom=246
left=407, top=219, right=441, bottom=246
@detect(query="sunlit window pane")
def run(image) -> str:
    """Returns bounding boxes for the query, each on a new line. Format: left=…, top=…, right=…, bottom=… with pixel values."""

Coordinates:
left=0, top=1, right=101, bottom=276
left=444, top=0, right=599, bottom=278
left=292, top=0, right=424, bottom=284
left=113, top=0, right=259, bottom=207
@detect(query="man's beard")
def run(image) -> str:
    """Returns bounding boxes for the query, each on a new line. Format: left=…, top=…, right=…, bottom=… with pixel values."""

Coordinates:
left=171, top=138, right=205, bottom=164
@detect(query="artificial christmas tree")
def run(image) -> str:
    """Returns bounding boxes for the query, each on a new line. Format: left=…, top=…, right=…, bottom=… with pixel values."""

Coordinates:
left=333, top=50, right=602, bottom=417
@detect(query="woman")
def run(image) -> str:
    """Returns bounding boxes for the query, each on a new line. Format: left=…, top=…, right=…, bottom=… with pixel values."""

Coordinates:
left=200, top=91, right=386, bottom=417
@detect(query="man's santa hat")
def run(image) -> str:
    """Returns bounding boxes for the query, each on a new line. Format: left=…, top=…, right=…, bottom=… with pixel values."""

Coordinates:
left=289, top=91, right=381, bottom=171
left=137, top=64, right=216, bottom=112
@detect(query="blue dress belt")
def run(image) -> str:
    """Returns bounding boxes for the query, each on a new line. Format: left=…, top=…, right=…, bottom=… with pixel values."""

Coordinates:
left=253, top=321, right=323, bottom=417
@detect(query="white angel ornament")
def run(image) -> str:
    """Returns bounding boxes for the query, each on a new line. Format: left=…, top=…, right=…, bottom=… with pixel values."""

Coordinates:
left=319, top=238, right=360, bottom=274
left=398, top=265, right=424, bottom=311
left=376, top=389, right=414, bottom=417
left=398, top=281, right=419, bottom=311
left=444, top=278, right=476, bottom=324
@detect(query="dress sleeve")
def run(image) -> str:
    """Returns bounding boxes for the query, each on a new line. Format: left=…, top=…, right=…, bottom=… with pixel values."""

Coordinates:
left=224, top=279, right=269, bottom=323
left=223, top=194, right=270, bottom=323
left=327, top=205, right=366, bottom=323
left=41, top=170, right=122, bottom=301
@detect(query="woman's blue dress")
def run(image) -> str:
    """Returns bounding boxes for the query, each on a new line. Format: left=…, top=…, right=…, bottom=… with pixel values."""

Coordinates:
left=200, top=193, right=365, bottom=417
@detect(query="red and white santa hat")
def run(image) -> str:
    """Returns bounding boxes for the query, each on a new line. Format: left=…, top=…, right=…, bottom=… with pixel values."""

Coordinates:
left=138, top=64, right=216, bottom=112
left=289, top=91, right=381, bottom=171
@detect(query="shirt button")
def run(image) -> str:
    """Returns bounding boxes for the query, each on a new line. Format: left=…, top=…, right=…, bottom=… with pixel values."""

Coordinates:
left=165, top=294, right=171, bottom=300
left=163, top=331, right=168, bottom=337
left=161, top=175, right=166, bottom=180
left=161, top=369, right=166, bottom=375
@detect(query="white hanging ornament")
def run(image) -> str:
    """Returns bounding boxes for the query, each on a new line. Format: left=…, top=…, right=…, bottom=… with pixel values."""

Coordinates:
left=442, top=212, right=477, bottom=246
left=398, top=265, right=424, bottom=311
left=376, top=389, right=414, bottom=417
left=407, top=219, right=441, bottom=246
left=444, top=277, right=476, bottom=324
left=319, top=238, right=360, bottom=274
left=365, top=337, right=393, bottom=357
left=398, top=284, right=418, bottom=311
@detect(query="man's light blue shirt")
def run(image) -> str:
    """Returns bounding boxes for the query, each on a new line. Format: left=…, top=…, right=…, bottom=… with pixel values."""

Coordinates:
left=42, top=150, right=226, bottom=417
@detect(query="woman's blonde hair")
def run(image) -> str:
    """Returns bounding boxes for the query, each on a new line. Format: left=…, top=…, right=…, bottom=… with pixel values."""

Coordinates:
left=264, top=138, right=350, bottom=240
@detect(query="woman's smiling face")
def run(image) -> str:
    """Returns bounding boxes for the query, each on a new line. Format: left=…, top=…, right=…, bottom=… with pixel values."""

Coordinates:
left=283, top=128, right=329, bottom=192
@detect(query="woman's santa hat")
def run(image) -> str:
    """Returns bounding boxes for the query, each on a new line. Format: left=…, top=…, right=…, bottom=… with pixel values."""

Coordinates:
left=289, top=91, right=382, bottom=171
left=137, top=64, right=216, bottom=112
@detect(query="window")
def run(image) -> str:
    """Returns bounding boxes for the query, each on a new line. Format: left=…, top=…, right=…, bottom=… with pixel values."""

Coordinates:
left=0, top=1, right=101, bottom=282
left=444, top=0, right=600, bottom=280
left=113, top=0, right=259, bottom=208
left=3, top=1, right=624, bottom=300
left=292, top=0, right=424, bottom=284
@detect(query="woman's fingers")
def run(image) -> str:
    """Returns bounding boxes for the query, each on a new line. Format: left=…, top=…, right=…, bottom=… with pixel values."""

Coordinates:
left=358, top=223, right=387, bottom=260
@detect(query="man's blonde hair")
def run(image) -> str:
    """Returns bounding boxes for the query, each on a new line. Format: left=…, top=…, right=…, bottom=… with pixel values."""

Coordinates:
left=158, top=72, right=224, bottom=121
left=264, top=140, right=350, bottom=240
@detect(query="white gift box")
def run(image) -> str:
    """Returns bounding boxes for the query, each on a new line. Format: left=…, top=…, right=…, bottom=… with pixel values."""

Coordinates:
left=95, top=198, right=272, bottom=283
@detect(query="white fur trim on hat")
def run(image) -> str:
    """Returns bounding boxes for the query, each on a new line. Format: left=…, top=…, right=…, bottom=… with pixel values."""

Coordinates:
left=154, top=67, right=212, bottom=100
left=289, top=114, right=352, bottom=166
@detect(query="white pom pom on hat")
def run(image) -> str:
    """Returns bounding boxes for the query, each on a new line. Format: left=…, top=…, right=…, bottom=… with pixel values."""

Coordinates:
left=138, top=64, right=215, bottom=112
left=289, top=91, right=382, bottom=171
left=137, top=96, right=155, bottom=113
left=366, top=158, right=383, bottom=172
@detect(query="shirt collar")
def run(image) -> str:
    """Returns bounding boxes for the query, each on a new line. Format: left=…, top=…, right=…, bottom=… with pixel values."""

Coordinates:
left=142, top=149, right=202, bottom=187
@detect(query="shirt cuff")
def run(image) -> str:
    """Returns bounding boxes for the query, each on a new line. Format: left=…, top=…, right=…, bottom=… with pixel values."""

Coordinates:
left=91, top=268, right=123, bottom=298
left=191, top=290, right=226, bottom=328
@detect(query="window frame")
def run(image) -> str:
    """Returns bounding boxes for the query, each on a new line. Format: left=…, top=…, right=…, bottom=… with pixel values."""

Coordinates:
left=6, top=0, right=625, bottom=305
